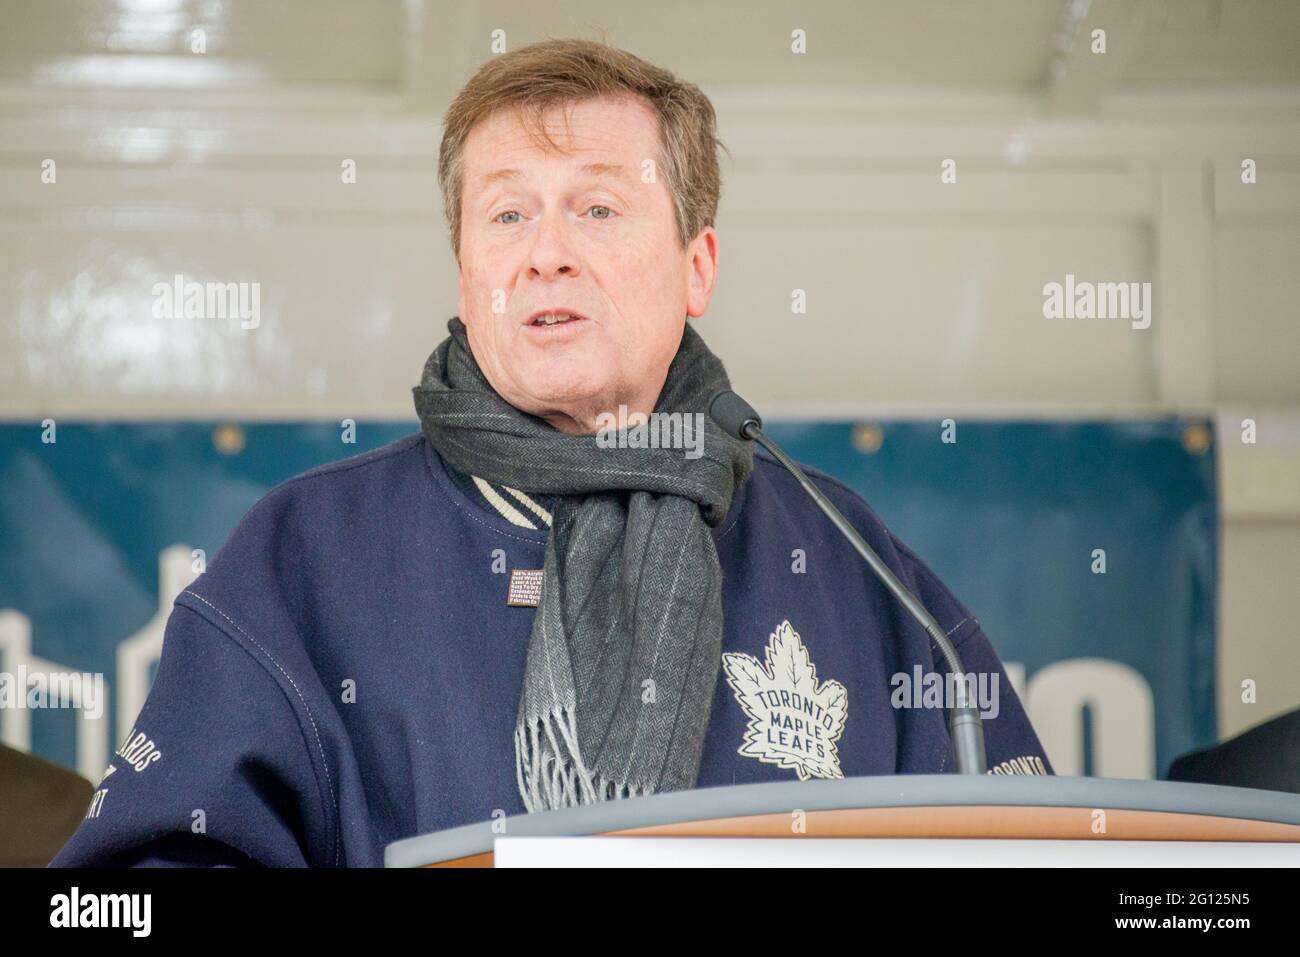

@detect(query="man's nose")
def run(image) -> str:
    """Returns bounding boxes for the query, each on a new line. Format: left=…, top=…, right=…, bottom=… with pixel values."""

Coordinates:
left=525, top=210, right=580, bottom=279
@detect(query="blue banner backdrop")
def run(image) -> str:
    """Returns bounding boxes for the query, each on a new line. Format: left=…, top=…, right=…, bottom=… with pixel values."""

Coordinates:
left=0, top=418, right=1216, bottom=782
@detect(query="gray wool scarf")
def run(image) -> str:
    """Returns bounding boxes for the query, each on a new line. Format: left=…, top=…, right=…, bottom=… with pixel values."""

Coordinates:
left=412, top=317, right=752, bottom=812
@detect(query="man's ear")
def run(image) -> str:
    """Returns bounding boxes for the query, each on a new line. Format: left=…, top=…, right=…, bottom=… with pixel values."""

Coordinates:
left=685, top=227, right=719, bottom=319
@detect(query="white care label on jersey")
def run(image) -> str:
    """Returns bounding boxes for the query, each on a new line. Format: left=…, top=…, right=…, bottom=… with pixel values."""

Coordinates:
left=506, top=569, right=544, bottom=607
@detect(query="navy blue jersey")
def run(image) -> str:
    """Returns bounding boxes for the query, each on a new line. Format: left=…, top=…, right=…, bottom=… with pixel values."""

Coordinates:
left=51, top=433, right=1052, bottom=867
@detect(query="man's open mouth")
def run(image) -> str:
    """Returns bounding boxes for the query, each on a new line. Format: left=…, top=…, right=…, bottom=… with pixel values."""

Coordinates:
left=527, top=310, right=590, bottom=327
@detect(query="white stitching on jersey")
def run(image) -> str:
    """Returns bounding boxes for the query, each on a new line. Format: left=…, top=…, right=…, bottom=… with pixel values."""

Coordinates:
left=445, top=488, right=550, bottom=544
left=181, top=590, right=341, bottom=867
left=424, top=440, right=546, bottom=544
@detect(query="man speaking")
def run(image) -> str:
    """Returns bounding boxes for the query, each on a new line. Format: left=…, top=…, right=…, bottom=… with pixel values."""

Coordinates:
left=53, top=38, right=1051, bottom=867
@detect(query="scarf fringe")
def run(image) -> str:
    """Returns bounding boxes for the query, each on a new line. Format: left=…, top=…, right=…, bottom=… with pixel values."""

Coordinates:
left=515, top=706, right=651, bottom=813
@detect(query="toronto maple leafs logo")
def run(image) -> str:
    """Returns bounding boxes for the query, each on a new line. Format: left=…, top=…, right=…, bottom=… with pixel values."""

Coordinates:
left=721, top=620, right=848, bottom=780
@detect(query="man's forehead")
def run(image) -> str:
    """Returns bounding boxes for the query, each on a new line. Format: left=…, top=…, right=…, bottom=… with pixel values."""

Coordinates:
left=476, top=162, right=630, bottom=188
left=463, top=97, right=659, bottom=185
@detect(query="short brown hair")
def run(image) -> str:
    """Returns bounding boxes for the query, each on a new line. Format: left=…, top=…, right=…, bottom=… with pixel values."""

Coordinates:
left=438, top=38, right=725, bottom=261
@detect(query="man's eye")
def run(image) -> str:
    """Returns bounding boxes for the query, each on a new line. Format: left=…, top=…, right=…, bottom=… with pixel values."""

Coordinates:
left=496, top=210, right=521, bottom=225
left=588, top=205, right=613, bottom=220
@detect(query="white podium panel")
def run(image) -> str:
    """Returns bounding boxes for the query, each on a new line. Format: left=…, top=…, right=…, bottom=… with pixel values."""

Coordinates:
left=494, top=836, right=1300, bottom=868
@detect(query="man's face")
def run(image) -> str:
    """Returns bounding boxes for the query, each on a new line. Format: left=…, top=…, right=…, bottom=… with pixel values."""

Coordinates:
left=456, top=95, right=717, bottom=433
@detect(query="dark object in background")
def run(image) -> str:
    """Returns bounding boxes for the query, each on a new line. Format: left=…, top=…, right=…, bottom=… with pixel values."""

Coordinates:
left=1167, top=707, right=1300, bottom=794
left=0, top=743, right=94, bottom=866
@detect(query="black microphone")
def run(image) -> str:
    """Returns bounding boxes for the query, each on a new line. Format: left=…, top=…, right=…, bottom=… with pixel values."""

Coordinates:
left=709, top=389, right=987, bottom=774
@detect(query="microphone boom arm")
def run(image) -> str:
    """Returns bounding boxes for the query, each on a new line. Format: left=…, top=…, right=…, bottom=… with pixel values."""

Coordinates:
left=735, top=416, right=988, bottom=775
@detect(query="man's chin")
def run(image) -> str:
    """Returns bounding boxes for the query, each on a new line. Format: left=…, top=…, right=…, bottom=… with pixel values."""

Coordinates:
left=510, top=381, right=614, bottom=430
left=533, top=393, right=604, bottom=416
left=515, top=368, right=609, bottom=408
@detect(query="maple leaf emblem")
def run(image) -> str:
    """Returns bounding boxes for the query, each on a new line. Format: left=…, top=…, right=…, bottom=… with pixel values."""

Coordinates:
left=722, top=619, right=848, bottom=780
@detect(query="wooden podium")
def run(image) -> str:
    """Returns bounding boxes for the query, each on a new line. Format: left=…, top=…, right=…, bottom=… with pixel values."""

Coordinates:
left=384, top=775, right=1300, bottom=867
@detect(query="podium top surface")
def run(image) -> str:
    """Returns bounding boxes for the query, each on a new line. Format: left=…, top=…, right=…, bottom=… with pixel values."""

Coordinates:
left=383, top=774, right=1300, bottom=867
